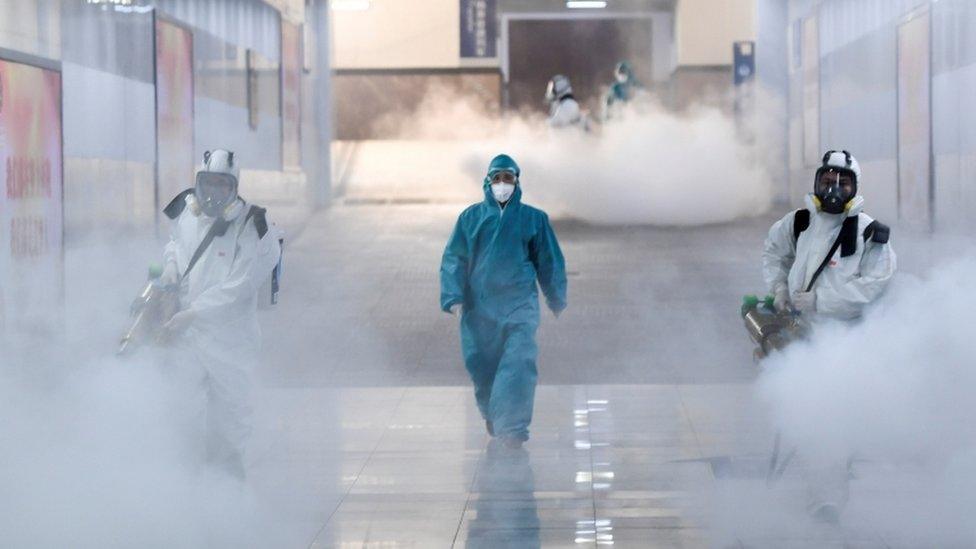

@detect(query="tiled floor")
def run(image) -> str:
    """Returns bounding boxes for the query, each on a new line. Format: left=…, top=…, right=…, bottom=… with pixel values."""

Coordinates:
left=237, top=203, right=933, bottom=548
left=2, top=183, right=957, bottom=549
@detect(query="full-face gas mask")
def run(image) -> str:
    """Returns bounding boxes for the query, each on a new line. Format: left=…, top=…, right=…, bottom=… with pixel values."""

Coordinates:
left=813, top=150, right=860, bottom=214
left=194, top=149, right=240, bottom=218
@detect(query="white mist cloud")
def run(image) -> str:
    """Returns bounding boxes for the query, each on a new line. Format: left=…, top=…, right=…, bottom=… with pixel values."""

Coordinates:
left=755, top=252, right=976, bottom=544
left=0, top=239, right=296, bottom=548
left=366, top=84, right=779, bottom=226
left=0, top=345, right=282, bottom=547
left=515, top=104, right=772, bottom=226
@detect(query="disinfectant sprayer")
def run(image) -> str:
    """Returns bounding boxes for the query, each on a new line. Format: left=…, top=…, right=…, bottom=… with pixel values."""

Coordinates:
left=117, top=264, right=180, bottom=355
left=741, top=294, right=809, bottom=361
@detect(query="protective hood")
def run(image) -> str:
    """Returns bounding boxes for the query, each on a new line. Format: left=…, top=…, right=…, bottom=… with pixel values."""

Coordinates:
left=615, top=61, right=634, bottom=82
left=486, top=154, right=521, bottom=179
left=545, top=75, right=573, bottom=103
left=195, top=149, right=240, bottom=217
left=483, top=154, right=522, bottom=206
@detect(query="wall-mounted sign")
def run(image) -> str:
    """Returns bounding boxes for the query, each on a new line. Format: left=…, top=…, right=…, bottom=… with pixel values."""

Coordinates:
left=0, top=58, right=63, bottom=330
left=460, top=0, right=496, bottom=58
left=733, top=41, right=755, bottom=86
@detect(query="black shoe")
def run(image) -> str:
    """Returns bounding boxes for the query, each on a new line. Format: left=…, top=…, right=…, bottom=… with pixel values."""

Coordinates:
left=502, top=436, right=523, bottom=450
left=486, top=421, right=494, bottom=436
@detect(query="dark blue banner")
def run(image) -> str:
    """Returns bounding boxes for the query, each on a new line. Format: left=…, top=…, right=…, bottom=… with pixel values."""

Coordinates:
left=460, top=0, right=496, bottom=58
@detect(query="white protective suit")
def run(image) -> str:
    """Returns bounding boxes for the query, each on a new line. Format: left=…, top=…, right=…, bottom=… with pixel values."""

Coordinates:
left=548, top=96, right=582, bottom=128
left=163, top=193, right=281, bottom=475
left=762, top=194, right=896, bottom=320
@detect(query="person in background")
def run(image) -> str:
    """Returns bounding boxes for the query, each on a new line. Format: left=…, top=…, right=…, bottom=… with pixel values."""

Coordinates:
left=545, top=74, right=583, bottom=128
left=602, top=60, right=643, bottom=121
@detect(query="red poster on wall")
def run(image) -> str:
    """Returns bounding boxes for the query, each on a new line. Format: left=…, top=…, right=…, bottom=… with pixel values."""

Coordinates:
left=155, top=17, right=194, bottom=218
left=0, top=59, right=63, bottom=330
left=281, top=21, right=301, bottom=170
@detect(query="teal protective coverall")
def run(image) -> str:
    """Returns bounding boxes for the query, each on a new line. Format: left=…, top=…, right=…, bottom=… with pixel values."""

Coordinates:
left=440, top=154, right=567, bottom=441
left=604, top=61, right=642, bottom=120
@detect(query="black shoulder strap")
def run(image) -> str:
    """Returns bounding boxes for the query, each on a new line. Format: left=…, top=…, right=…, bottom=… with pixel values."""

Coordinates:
left=839, top=215, right=860, bottom=257
left=163, top=188, right=195, bottom=220
left=243, top=205, right=268, bottom=238
left=863, top=220, right=890, bottom=244
left=792, top=209, right=810, bottom=243
left=183, top=205, right=268, bottom=279
left=183, top=217, right=231, bottom=279
left=805, top=216, right=859, bottom=292
left=805, top=234, right=843, bottom=293
left=242, top=204, right=268, bottom=238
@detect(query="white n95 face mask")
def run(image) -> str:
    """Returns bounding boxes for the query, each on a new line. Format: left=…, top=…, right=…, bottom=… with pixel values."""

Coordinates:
left=491, top=183, right=515, bottom=203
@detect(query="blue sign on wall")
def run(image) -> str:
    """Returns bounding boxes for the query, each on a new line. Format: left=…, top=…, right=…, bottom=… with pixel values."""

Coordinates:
left=733, top=41, right=756, bottom=85
left=460, top=0, right=496, bottom=58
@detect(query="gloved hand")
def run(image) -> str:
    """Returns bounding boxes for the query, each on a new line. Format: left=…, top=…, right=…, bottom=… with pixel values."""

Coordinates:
left=791, top=291, right=817, bottom=314
left=163, top=309, right=195, bottom=335
left=449, top=303, right=462, bottom=317
left=160, top=261, right=180, bottom=286
left=773, top=286, right=790, bottom=312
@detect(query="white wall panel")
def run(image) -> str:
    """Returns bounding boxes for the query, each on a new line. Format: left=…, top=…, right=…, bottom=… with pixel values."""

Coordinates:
left=156, top=0, right=281, bottom=61
left=675, top=0, right=756, bottom=66
left=332, top=0, right=460, bottom=69
left=194, top=96, right=283, bottom=172
left=61, top=62, right=156, bottom=163
left=0, top=0, right=60, bottom=60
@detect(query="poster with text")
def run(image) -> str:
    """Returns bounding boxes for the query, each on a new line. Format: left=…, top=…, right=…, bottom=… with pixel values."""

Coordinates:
left=0, top=59, right=63, bottom=331
left=460, top=0, right=496, bottom=58
left=155, top=18, right=194, bottom=221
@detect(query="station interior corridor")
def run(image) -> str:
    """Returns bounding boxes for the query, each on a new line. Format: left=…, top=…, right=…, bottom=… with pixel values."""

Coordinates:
left=3, top=1, right=975, bottom=547
left=239, top=201, right=920, bottom=548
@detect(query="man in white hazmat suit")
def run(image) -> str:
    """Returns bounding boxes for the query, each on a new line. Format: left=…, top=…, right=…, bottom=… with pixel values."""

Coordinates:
left=159, top=149, right=281, bottom=478
left=544, top=74, right=582, bottom=128
left=761, top=149, right=896, bottom=522
left=763, top=149, right=896, bottom=320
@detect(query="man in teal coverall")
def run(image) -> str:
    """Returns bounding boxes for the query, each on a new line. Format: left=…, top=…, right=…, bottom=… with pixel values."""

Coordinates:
left=440, top=154, right=568, bottom=449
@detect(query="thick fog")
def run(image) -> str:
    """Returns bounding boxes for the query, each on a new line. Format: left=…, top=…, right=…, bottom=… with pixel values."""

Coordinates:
left=708, top=250, right=976, bottom=546
left=0, top=240, right=303, bottom=548
left=370, top=84, right=778, bottom=226
left=3, top=41, right=971, bottom=549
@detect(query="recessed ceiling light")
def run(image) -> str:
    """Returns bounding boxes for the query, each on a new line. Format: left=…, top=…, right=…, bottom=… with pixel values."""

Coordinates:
left=567, top=1, right=608, bottom=8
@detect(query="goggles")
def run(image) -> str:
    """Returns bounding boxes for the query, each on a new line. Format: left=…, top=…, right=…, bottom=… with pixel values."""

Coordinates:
left=490, top=170, right=517, bottom=185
